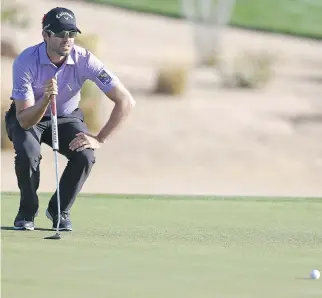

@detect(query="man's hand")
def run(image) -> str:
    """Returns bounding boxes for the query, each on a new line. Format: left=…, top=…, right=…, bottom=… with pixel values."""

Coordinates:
left=14, top=77, right=59, bottom=130
left=44, top=78, right=58, bottom=101
left=69, top=132, right=101, bottom=152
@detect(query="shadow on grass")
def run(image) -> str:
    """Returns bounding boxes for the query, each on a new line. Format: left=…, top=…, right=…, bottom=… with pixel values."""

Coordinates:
left=1, top=226, right=53, bottom=232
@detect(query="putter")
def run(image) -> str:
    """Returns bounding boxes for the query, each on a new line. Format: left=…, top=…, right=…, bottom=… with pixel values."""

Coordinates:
left=45, top=94, right=61, bottom=240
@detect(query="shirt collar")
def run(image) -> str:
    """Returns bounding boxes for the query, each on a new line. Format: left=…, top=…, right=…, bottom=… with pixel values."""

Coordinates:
left=39, top=42, right=75, bottom=65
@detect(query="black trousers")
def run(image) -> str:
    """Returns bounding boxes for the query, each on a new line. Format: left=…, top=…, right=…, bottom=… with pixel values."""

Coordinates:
left=5, top=103, right=96, bottom=218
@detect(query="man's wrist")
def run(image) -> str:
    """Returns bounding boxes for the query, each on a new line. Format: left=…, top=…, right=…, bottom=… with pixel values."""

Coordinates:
left=96, top=135, right=106, bottom=144
left=43, top=95, right=51, bottom=104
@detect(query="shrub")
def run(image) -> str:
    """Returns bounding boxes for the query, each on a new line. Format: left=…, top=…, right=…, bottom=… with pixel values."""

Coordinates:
left=1, top=3, right=29, bottom=150
left=1, top=4, right=30, bottom=28
left=1, top=99, right=13, bottom=151
left=1, top=40, right=18, bottom=58
left=154, top=64, right=189, bottom=96
left=75, top=34, right=103, bottom=133
left=219, top=50, right=276, bottom=89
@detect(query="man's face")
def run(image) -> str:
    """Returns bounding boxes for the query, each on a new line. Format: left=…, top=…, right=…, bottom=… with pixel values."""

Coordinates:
left=45, top=30, right=76, bottom=57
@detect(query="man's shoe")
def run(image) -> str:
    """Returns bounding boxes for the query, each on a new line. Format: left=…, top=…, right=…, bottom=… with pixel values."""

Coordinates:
left=13, top=214, right=35, bottom=231
left=46, top=209, right=72, bottom=231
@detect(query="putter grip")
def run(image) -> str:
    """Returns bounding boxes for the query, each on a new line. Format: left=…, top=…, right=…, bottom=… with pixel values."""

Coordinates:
left=50, top=94, right=59, bottom=151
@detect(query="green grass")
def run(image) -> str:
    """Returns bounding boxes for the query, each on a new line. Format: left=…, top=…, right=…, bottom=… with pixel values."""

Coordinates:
left=2, top=192, right=322, bottom=298
left=89, top=0, right=322, bottom=39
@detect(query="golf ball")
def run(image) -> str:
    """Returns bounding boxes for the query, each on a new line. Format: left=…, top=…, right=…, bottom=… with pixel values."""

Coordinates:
left=310, top=270, right=320, bottom=280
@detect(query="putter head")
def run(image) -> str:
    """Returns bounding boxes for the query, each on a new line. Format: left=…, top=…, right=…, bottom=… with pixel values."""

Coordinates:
left=44, top=233, right=61, bottom=240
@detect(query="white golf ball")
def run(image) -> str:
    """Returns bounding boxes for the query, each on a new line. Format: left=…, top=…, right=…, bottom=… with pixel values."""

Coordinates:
left=310, top=270, right=320, bottom=280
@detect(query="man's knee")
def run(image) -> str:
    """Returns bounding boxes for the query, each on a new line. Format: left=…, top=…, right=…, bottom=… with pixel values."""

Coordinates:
left=71, top=149, right=96, bottom=170
left=9, top=119, right=42, bottom=170
left=14, top=138, right=42, bottom=171
left=15, top=150, right=42, bottom=171
left=14, top=140, right=42, bottom=193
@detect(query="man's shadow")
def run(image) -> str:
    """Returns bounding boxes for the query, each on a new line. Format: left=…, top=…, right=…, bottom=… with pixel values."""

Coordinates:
left=1, top=226, right=53, bottom=232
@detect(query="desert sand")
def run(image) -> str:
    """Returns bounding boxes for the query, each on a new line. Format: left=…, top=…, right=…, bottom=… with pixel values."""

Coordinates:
left=1, top=0, right=322, bottom=197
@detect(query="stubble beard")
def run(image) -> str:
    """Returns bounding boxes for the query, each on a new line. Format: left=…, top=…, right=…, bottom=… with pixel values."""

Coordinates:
left=56, top=46, right=71, bottom=57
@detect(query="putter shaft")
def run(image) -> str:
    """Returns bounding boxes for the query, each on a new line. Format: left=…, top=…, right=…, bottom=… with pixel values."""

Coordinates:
left=50, top=94, right=61, bottom=236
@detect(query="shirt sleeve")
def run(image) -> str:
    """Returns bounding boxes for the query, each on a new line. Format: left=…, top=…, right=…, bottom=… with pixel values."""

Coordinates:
left=10, top=59, right=34, bottom=101
left=84, top=51, right=118, bottom=93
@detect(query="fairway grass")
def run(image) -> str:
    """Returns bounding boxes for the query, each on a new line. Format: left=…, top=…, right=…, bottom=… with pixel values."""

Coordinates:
left=1, top=193, right=322, bottom=298
left=89, top=0, right=322, bottom=39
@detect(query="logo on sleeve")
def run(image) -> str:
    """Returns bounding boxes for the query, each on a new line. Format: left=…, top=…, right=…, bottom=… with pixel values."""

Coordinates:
left=97, top=69, right=112, bottom=85
left=13, top=87, right=28, bottom=94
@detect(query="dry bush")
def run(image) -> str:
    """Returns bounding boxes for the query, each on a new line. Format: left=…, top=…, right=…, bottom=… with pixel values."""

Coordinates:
left=1, top=56, right=14, bottom=151
left=80, top=83, right=102, bottom=133
left=1, top=4, right=30, bottom=28
left=1, top=4, right=28, bottom=151
left=1, top=99, right=14, bottom=151
left=205, top=51, right=220, bottom=67
left=219, top=50, right=276, bottom=89
left=75, top=34, right=99, bottom=52
left=154, top=64, right=189, bottom=96
left=195, top=48, right=221, bottom=68
left=1, top=40, right=18, bottom=58
left=1, top=3, right=28, bottom=150
left=75, top=34, right=103, bottom=133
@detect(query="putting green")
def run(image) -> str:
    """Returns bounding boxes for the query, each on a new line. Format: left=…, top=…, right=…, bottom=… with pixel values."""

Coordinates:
left=2, top=193, right=322, bottom=298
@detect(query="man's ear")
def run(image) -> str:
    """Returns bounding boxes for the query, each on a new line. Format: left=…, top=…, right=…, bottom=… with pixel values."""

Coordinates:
left=42, top=30, right=49, bottom=41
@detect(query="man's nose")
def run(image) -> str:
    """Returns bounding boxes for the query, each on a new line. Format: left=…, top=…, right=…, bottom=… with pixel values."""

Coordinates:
left=63, top=34, right=69, bottom=41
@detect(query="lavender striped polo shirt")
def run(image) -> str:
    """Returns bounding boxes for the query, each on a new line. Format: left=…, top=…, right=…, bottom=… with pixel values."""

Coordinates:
left=11, top=41, right=118, bottom=116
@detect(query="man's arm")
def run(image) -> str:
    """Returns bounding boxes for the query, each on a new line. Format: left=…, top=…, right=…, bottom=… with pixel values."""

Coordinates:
left=69, top=80, right=135, bottom=152
left=69, top=51, right=135, bottom=152
left=15, top=78, right=57, bottom=129
left=11, top=59, right=57, bottom=129
left=15, top=96, right=51, bottom=130
left=96, top=80, right=135, bottom=143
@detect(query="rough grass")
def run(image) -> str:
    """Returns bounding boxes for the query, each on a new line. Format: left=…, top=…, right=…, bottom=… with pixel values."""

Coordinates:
left=2, top=193, right=322, bottom=298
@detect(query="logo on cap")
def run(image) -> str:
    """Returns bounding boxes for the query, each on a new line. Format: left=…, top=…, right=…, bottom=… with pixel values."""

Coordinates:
left=56, top=11, right=73, bottom=20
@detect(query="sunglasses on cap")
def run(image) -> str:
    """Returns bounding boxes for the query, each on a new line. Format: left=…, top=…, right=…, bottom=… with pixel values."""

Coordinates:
left=47, top=30, right=77, bottom=38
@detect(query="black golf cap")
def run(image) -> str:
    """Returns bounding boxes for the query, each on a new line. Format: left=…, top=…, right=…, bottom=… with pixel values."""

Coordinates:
left=42, top=7, right=81, bottom=33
